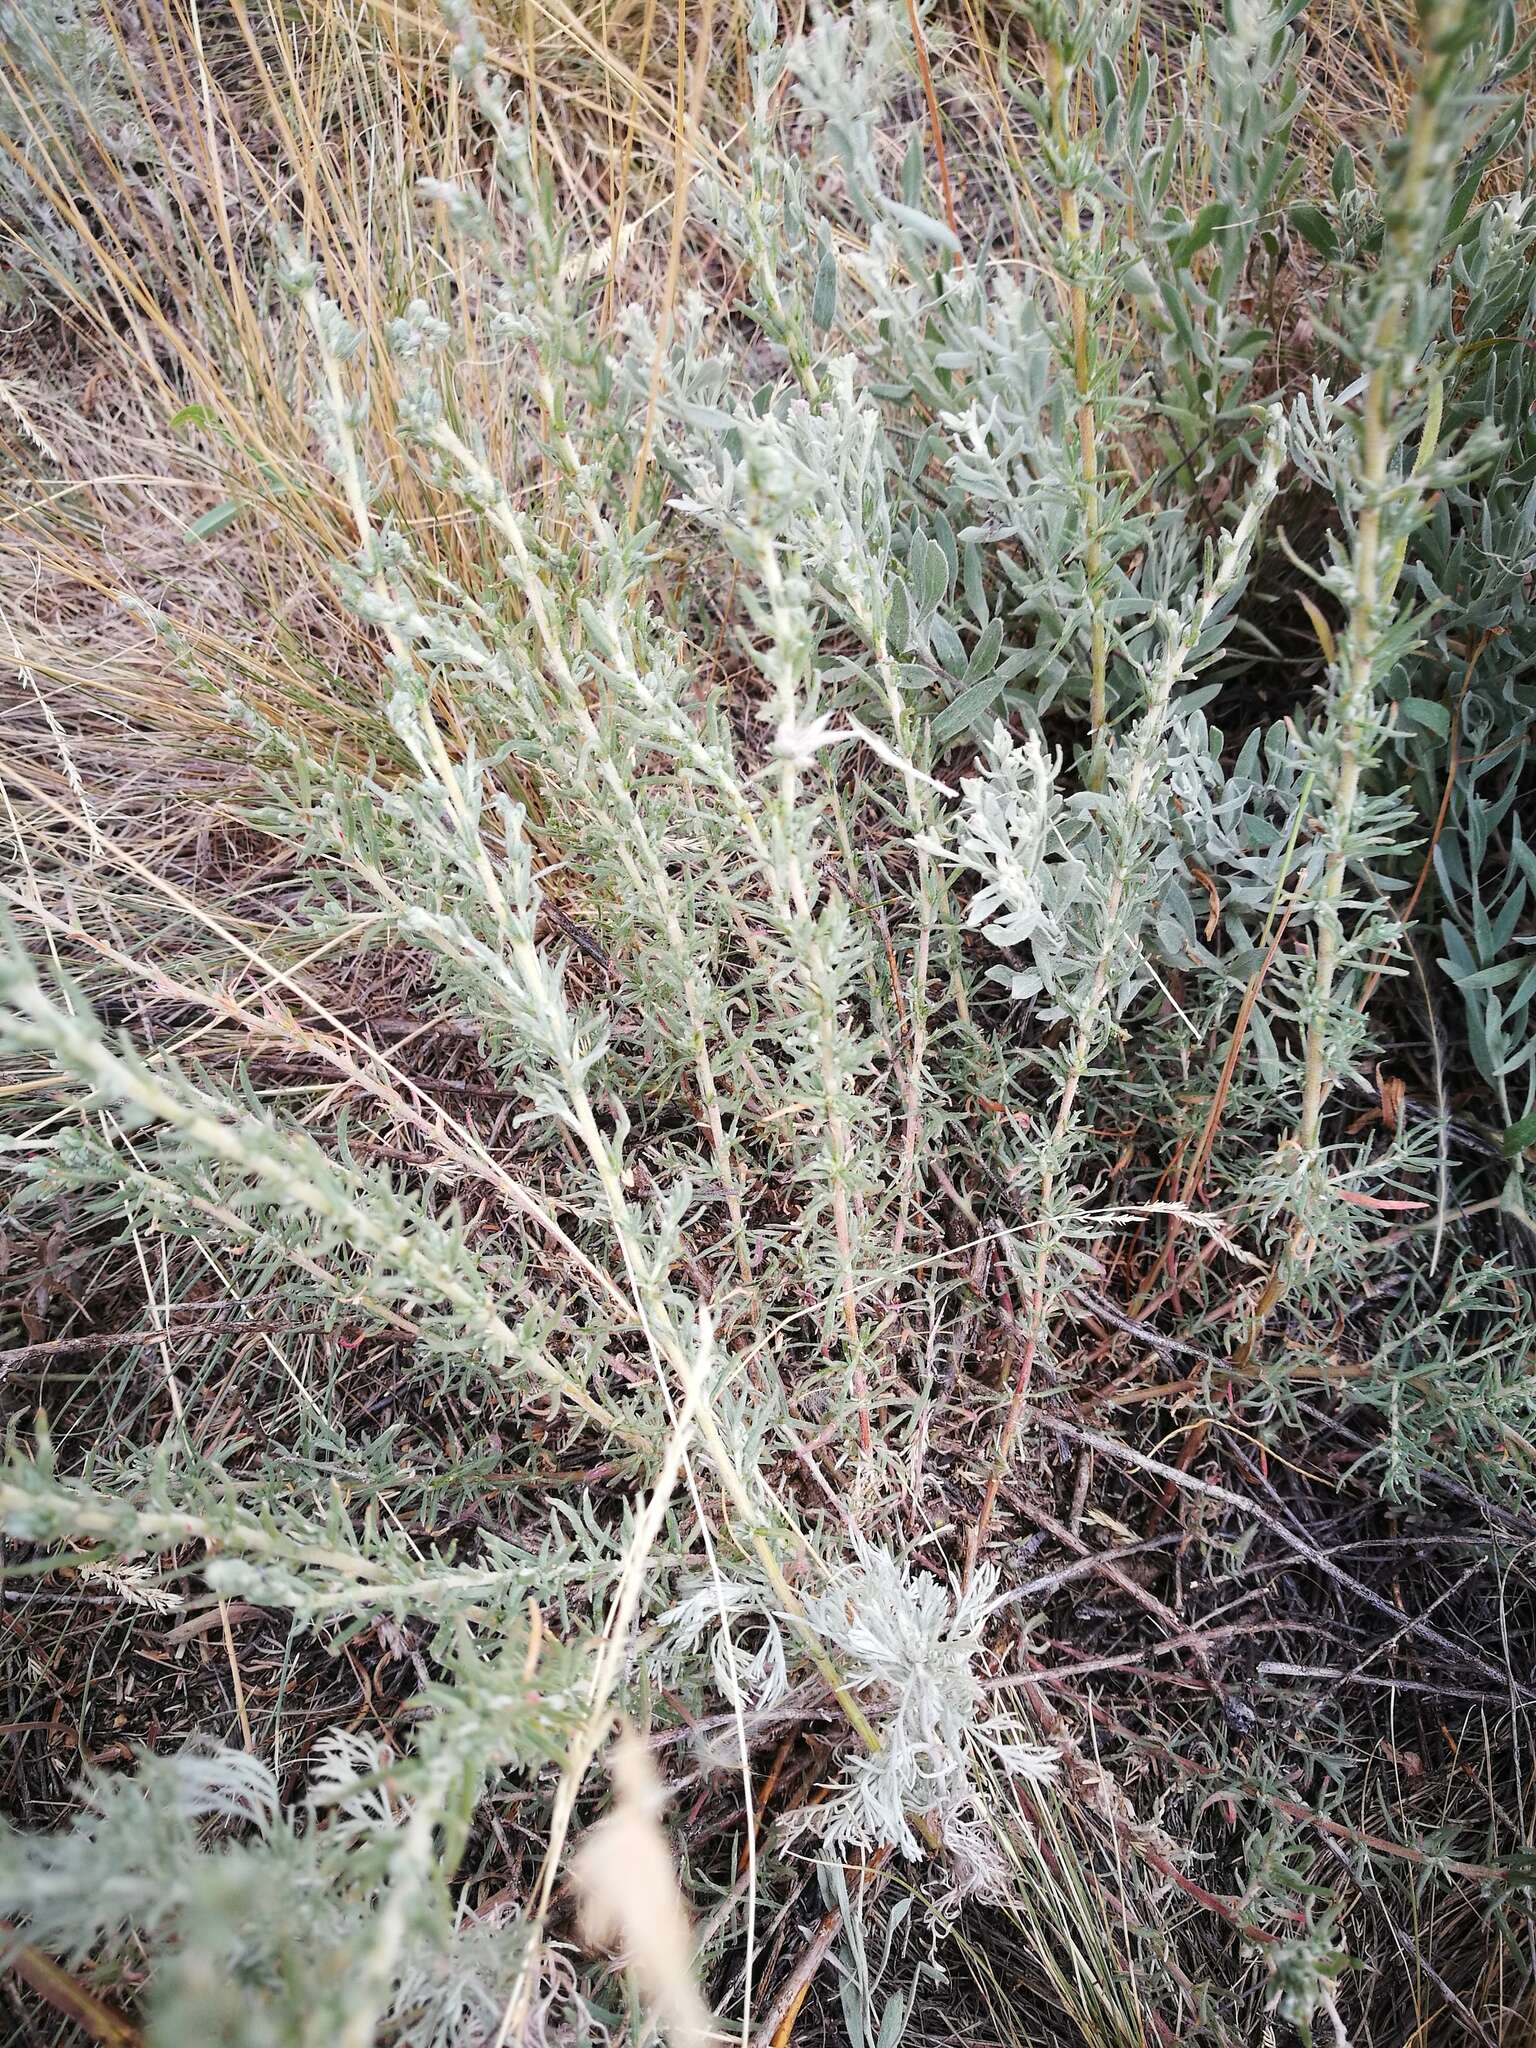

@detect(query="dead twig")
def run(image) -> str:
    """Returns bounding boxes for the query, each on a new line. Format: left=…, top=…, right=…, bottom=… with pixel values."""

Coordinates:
left=748, top=1850, right=891, bottom=2048
left=1050, top=1421, right=1533, bottom=1700
left=1, top=1928, right=143, bottom=2047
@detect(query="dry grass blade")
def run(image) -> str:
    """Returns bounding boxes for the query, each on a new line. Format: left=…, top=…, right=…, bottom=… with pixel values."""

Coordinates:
left=572, top=1726, right=716, bottom=2048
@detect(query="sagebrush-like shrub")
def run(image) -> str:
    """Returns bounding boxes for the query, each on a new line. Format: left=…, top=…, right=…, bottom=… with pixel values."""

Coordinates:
left=1, top=0, right=1533, bottom=2042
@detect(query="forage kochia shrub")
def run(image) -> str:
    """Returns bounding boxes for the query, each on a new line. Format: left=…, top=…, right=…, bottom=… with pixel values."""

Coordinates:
left=1, top=0, right=1533, bottom=2040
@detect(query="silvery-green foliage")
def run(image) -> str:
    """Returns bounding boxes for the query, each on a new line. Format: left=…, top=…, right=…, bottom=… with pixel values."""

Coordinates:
left=0, top=932, right=632, bottom=1441
left=1124, top=0, right=1304, bottom=460
left=957, top=707, right=1313, bottom=1024
left=935, top=300, right=1153, bottom=715
left=0, top=1737, right=542, bottom=2048
left=0, top=0, right=145, bottom=313
left=1439, top=758, right=1536, bottom=1135
left=663, top=1545, right=1057, bottom=1867
left=659, top=345, right=974, bottom=796
left=799, top=1548, right=1056, bottom=1862
left=726, top=0, right=823, bottom=380
left=0, top=1418, right=626, bottom=1652
left=0, top=1742, right=279, bottom=1964
left=1324, top=1257, right=1536, bottom=1509
left=1407, top=188, right=1536, bottom=1184
left=1279, top=0, right=1525, bottom=1213
left=631, top=337, right=896, bottom=1267
left=956, top=714, right=1169, bottom=1040
left=745, top=0, right=1309, bottom=740
left=1158, top=712, right=1317, bottom=963
left=956, top=410, right=1284, bottom=1042
left=954, top=727, right=1081, bottom=1009
left=786, top=2, right=946, bottom=257
left=2, top=0, right=1534, bottom=2038
left=664, top=354, right=892, bottom=643
left=661, top=1576, right=791, bottom=1711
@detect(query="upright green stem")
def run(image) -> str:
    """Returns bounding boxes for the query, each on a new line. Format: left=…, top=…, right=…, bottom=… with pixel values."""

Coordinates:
left=974, top=629, right=1184, bottom=1548
left=975, top=422, right=1282, bottom=1547
left=1043, top=44, right=1110, bottom=789
left=354, top=412, right=883, bottom=1735
left=497, top=915, right=882, bottom=1752
left=425, top=420, right=756, bottom=1287
left=1292, top=4, right=1462, bottom=1177
left=301, top=289, right=511, bottom=942
left=876, top=641, right=937, bottom=1261
left=753, top=538, right=876, bottom=1451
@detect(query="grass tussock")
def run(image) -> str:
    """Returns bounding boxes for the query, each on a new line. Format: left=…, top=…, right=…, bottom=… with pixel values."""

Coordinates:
left=0, top=0, right=1534, bottom=2043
